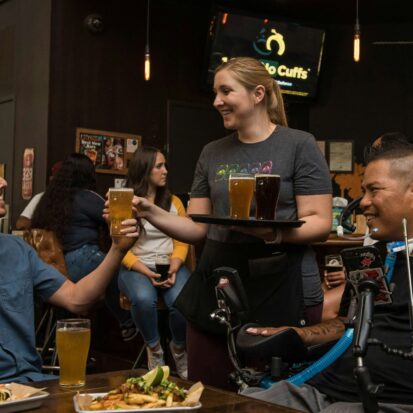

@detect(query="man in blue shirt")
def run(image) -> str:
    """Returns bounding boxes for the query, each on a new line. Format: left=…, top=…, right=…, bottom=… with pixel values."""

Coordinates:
left=0, top=177, right=139, bottom=383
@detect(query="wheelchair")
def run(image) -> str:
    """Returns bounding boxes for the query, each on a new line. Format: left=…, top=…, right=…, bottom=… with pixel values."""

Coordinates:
left=209, top=266, right=353, bottom=391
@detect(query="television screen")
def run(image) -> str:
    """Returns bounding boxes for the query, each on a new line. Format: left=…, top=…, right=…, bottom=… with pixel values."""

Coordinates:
left=206, top=11, right=325, bottom=98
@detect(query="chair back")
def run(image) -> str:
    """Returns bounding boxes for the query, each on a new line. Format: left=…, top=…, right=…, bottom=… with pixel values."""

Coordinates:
left=23, top=228, right=68, bottom=276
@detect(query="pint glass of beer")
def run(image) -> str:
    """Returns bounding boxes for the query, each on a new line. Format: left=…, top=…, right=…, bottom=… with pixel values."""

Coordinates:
left=108, top=187, right=134, bottom=236
left=56, top=318, right=91, bottom=388
left=255, top=174, right=281, bottom=220
left=325, top=254, right=343, bottom=273
left=228, top=173, right=254, bottom=219
left=155, top=253, right=171, bottom=282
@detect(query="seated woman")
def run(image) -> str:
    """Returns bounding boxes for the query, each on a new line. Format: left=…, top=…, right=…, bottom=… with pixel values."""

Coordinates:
left=119, top=146, right=190, bottom=379
left=31, top=153, right=136, bottom=340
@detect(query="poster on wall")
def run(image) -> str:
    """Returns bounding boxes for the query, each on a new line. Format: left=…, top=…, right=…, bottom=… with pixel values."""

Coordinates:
left=328, top=141, right=354, bottom=172
left=76, top=128, right=142, bottom=175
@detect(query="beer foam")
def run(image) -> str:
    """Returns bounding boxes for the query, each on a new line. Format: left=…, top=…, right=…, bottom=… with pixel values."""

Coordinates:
left=255, top=174, right=280, bottom=177
left=229, top=176, right=254, bottom=180
left=109, top=187, right=134, bottom=192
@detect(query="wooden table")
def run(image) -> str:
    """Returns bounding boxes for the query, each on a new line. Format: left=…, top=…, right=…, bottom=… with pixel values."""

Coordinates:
left=28, top=369, right=301, bottom=412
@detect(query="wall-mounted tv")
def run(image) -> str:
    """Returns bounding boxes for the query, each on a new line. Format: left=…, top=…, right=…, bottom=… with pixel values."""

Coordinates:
left=206, top=10, right=325, bottom=99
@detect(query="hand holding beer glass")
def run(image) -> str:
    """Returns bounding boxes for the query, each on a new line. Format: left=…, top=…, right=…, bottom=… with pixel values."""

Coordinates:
left=324, top=254, right=345, bottom=289
left=56, top=318, right=91, bottom=388
left=108, top=187, right=134, bottom=236
left=228, top=173, right=254, bottom=219
left=155, top=253, right=171, bottom=282
left=255, top=174, right=281, bottom=220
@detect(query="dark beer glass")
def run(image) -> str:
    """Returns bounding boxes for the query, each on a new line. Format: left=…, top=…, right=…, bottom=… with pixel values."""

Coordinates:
left=155, top=253, right=170, bottom=282
left=324, top=254, right=343, bottom=273
left=255, top=174, right=280, bottom=220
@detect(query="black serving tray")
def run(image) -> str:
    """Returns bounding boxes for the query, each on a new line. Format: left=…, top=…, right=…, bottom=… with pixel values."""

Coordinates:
left=189, top=214, right=305, bottom=228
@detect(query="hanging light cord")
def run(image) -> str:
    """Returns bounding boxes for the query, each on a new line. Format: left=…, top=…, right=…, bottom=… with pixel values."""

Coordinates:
left=355, top=0, right=360, bottom=32
left=146, top=0, right=150, bottom=54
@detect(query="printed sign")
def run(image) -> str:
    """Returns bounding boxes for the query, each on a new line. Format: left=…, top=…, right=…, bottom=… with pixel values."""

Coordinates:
left=76, top=128, right=141, bottom=175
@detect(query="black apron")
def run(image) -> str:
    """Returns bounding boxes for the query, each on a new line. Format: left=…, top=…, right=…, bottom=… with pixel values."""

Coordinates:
left=175, top=239, right=306, bottom=335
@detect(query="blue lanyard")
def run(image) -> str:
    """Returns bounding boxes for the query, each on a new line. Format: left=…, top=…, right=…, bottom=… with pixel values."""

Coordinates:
left=385, top=241, right=405, bottom=283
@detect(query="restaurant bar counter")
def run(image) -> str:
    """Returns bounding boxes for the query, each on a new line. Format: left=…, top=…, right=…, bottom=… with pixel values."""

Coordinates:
left=26, top=370, right=302, bottom=412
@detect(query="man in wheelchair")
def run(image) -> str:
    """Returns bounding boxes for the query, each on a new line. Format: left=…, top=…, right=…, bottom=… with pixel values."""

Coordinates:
left=216, top=147, right=413, bottom=412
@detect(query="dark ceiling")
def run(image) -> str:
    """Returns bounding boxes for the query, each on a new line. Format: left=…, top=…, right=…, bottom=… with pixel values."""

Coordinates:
left=216, top=0, right=413, bottom=25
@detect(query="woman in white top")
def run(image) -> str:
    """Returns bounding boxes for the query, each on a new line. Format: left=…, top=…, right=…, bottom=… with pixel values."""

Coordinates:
left=118, top=146, right=190, bottom=379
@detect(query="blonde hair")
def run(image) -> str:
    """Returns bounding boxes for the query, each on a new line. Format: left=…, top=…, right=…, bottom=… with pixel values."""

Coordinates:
left=215, top=57, right=288, bottom=127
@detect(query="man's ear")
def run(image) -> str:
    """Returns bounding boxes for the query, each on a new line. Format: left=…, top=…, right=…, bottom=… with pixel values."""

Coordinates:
left=406, top=181, right=413, bottom=205
left=253, top=85, right=266, bottom=104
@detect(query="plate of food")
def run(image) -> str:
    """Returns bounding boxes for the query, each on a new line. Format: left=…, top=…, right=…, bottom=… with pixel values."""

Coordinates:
left=74, top=366, right=203, bottom=412
left=189, top=214, right=305, bottom=228
left=0, top=383, right=49, bottom=413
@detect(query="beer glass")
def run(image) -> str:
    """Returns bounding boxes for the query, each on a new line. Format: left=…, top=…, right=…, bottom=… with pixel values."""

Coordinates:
left=228, top=173, right=254, bottom=219
left=325, top=254, right=343, bottom=273
left=56, top=318, right=91, bottom=388
left=108, top=187, right=134, bottom=236
left=255, top=174, right=281, bottom=220
left=155, top=253, right=171, bottom=282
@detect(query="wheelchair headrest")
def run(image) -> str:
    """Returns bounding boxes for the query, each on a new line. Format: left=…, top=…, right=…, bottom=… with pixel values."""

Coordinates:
left=236, top=323, right=309, bottom=363
left=213, top=267, right=250, bottom=319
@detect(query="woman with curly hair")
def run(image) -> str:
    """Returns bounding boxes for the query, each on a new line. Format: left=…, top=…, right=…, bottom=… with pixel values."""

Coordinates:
left=118, top=146, right=190, bottom=379
left=31, top=153, right=135, bottom=340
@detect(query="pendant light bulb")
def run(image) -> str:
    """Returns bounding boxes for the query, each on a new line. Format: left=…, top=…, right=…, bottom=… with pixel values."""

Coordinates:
left=353, top=30, right=360, bottom=62
left=144, top=46, right=150, bottom=81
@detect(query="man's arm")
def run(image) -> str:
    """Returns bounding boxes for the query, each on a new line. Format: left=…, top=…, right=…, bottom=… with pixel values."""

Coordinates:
left=47, top=220, right=139, bottom=314
left=247, top=317, right=346, bottom=346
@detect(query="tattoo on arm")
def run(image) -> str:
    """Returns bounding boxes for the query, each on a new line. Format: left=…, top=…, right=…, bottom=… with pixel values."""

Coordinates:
left=297, top=317, right=346, bottom=346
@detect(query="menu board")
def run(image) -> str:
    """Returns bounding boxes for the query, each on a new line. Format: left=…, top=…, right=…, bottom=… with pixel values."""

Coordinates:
left=76, top=128, right=141, bottom=175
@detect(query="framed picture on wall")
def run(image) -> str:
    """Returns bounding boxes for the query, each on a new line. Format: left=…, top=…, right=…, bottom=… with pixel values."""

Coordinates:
left=316, top=140, right=326, bottom=156
left=328, top=140, right=354, bottom=172
left=0, top=163, right=4, bottom=178
left=76, top=128, right=141, bottom=175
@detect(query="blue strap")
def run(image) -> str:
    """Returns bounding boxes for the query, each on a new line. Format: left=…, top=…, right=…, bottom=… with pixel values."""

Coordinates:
left=385, top=242, right=401, bottom=283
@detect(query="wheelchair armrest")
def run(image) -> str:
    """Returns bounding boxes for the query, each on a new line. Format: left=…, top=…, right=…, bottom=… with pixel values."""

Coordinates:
left=236, top=323, right=309, bottom=363
left=305, top=340, right=338, bottom=361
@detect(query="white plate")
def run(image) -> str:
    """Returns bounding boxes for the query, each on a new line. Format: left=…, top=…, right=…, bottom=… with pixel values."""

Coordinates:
left=74, top=393, right=202, bottom=413
left=0, top=391, right=49, bottom=413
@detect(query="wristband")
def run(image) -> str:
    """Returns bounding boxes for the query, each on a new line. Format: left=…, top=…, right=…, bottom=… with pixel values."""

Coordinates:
left=264, top=228, right=282, bottom=245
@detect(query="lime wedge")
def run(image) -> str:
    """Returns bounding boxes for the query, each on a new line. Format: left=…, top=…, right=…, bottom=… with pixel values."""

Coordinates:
left=160, top=365, right=170, bottom=382
left=142, top=365, right=170, bottom=387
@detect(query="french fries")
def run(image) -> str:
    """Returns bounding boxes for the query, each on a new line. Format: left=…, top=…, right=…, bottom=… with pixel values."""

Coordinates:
left=78, top=368, right=204, bottom=411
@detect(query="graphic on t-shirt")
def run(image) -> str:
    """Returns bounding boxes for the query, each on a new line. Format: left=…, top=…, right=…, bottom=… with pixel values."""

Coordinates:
left=214, top=161, right=273, bottom=182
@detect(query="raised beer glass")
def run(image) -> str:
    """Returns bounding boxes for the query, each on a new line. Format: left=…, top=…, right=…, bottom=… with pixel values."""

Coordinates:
left=56, top=318, right=91, bottom=388
left=325, top=254, right=343, bottom=273
left=255, top=174, right=281, bottom=220
left=228, top=173, right=254, bottom=219
left=108, top=187, right=134, bottom=236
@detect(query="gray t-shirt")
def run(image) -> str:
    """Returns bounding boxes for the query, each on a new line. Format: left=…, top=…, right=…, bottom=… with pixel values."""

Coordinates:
left=190, top=125, right=332, bottom=305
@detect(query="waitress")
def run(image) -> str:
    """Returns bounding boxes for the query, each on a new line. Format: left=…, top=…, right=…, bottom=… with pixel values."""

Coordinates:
left=134, top=57, right=332, bottom=389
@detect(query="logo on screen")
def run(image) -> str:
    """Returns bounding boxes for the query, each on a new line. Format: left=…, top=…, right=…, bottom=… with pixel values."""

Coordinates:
left=253, top=28, right=286, bottom=57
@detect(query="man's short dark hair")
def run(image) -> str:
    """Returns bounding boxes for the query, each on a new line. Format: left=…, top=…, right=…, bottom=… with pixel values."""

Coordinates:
left=367, top=146, right=413, bottom=187
left=363, top=132, right=411, bottom=164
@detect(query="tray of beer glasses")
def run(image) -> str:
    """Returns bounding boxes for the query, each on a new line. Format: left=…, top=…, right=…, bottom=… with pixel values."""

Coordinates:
left=189, top=214, right=305, bottom=228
